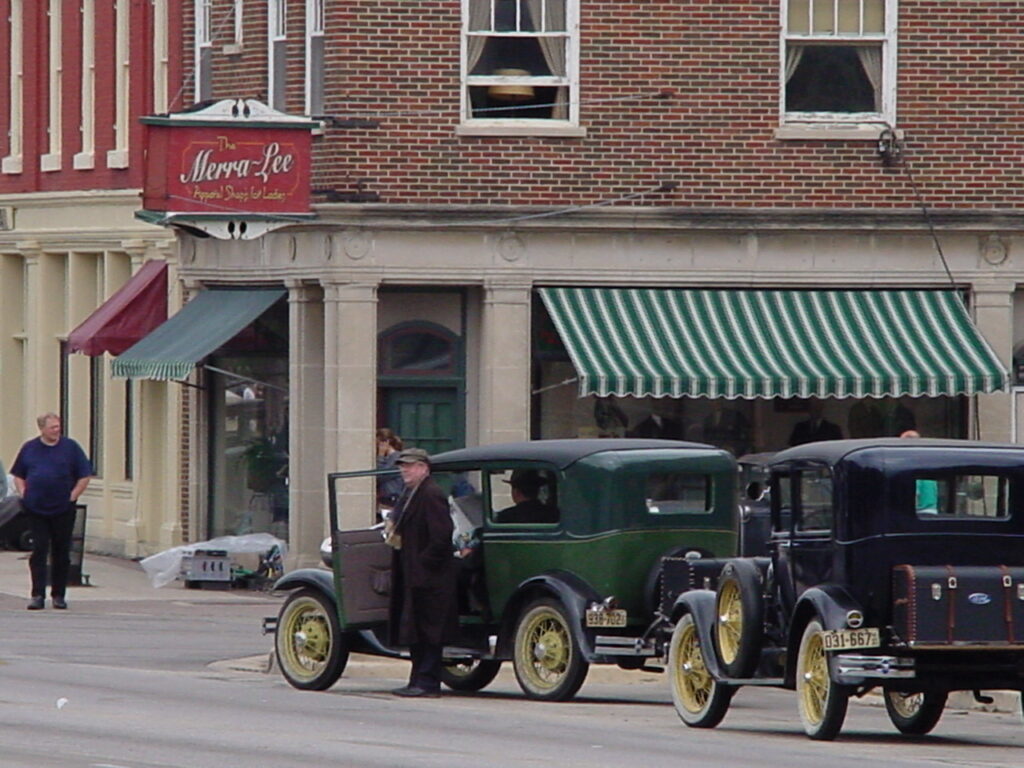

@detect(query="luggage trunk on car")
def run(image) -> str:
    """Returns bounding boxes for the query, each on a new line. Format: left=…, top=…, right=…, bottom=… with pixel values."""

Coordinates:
left=892, top=564, right=1024, bottom=647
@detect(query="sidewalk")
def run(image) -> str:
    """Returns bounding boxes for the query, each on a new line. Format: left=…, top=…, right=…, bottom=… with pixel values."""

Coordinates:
left=0, top=548, right=280, bottom=605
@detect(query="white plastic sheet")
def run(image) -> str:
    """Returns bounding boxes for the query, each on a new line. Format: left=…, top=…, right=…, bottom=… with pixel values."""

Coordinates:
left=140, top=532, right=287, bottom=588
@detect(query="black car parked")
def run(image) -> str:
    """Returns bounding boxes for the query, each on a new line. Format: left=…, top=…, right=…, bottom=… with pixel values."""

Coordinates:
left=662, top=438, right=1024, bottom=740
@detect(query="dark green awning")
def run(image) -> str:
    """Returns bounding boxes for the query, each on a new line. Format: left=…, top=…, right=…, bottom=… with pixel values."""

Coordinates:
left=538, top=288, right=1009, bottom=399
left=111, top=289, right=286, bottom=381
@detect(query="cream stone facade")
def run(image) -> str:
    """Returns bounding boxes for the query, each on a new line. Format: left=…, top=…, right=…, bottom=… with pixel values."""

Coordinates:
left=0, top=191, right=183, bottom=557
left=169, top=205, right=1022, bottom=566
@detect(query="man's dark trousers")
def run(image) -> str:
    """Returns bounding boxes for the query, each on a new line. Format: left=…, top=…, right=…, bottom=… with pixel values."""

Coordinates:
left=28, top=508, right=75, bottom=599
left=408, top=642, right=443, bottom=692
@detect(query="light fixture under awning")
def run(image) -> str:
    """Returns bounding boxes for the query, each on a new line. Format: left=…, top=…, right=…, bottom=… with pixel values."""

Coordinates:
left=111, top=288, right=286, bottom=381
left=538, top=287, right=1009, bottom=400
left=66, top=260, right=168, bottom=356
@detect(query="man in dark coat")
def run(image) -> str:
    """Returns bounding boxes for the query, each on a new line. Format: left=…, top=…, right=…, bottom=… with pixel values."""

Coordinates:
left=387, top=448, right=459, bottom=697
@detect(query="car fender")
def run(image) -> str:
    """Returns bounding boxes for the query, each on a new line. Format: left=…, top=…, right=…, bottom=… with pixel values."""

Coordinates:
left=497, top=570, right=603, bottom=660
left=272, top=568, right=337, bottom=604
left=670, top=589, right=726, bottom=680
left=785, top=585, right=864, bottom=687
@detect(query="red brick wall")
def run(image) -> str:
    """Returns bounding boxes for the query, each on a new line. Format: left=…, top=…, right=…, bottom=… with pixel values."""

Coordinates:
left=175, top=1, right=1024, bottom=210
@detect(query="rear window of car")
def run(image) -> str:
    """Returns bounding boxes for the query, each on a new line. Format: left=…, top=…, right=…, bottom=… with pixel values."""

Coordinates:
left=645, top=473, right=712, bottom=515
left=912, top=473, right=1011, bottom=520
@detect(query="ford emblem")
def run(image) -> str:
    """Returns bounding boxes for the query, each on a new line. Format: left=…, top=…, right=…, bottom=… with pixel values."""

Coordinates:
left=968, top=592, right=992, bottom=605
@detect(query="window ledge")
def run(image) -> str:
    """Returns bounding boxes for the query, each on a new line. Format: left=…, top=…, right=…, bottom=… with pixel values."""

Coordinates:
left=73, top=152, right=95, bottom=170
left=775, top=124, right=896, bottom=140
left=40, top=153, right=62, bottom=172
left=1, top=155, right=22, bottom=174
left=106, top=149, right=129, bottom=169
left=222, top=42, right=243, bottom=55
left=456, top=123, right=587, bottom=138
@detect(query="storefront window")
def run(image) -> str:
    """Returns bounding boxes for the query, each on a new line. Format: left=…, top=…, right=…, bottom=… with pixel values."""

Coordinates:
left=208, top=300, right=289, bottom=541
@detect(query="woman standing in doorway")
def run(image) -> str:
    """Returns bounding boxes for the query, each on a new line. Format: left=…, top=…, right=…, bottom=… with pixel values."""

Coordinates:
left=376, top=428, right=405, bottom=512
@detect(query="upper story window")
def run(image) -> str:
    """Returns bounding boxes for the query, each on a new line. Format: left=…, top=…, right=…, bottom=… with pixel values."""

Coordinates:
left=781, top=0, right=896, bottom=133
left=268, top=0, right=287, bottom=111
left=460, top=0, right=581, bottom=135
left=305, top=0, right=325, bottom=115
left=195, top=0, right=213, bottom=102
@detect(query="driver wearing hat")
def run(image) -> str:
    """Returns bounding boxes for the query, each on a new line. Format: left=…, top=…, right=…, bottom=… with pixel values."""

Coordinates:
left=496, top=469, right=558, bottom=524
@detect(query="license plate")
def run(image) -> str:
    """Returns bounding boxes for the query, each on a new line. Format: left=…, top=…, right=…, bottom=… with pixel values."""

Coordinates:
left=820, top=627, right=880, bottom=651
left=586, top=609, right=627, bottom=628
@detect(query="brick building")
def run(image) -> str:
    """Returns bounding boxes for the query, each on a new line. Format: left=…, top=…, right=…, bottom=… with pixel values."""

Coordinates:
left=24, top=1, right=1024, bottom=563
left=0, top=0, right=187, bottom=556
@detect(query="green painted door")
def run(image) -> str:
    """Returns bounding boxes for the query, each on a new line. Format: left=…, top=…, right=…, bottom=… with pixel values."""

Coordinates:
left=387, top=387, right=461, bottom=455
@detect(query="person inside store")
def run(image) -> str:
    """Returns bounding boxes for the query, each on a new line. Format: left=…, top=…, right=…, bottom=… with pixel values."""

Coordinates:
left=10, top=412, right=93, bottom=610
left=496, top=470, right=558, bottom=524
left=900, top=429, right=939, bottom=514
left=386, top=448, right=459, bottom=698
left=376, top=427, right=405, bottom=514
left=788, top=398, right=843, bottom=446
left=702, top=400, right=751, bottom=456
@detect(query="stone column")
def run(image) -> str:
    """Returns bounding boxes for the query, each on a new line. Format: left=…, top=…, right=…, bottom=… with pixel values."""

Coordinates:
left=321, top=281, right=379, bottom=535
left=972, top=283, right=1014, bottom=443
left=479, top=281, right=533, bottom=445
left=286, top=280, right=325, bottom=567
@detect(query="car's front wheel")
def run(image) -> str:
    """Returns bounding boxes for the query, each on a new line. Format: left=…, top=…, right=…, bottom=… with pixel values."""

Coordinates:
left=440, top=659, right=502, bottom=692
left=669, top=612, right=734, bottom=728
left=884, top=690, right=947, bottom=735
left=513, top=598, right=588, bottom=701
left=275, top=588, right=349, bottom=691
left=796, top=618, right=850, bottom=740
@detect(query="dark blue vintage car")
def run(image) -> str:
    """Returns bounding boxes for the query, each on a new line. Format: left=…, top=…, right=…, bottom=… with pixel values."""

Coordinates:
left=663, top=438, right=1024, bottom=740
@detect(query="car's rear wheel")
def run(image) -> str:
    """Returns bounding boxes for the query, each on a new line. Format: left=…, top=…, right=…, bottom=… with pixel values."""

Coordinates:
left=884, top=690, right=947, bottom=735
left=275, top=588, right=349, bottom=691
left=440, top=659, right=502, bottom=692
left=796, top=618, right=850, bottom=740
left=16, top=528, right=33, bottom=551
left=669, top=611, right=734, bottom=728
left=513, top=598, right=588, bottom=701
left=713, top=559, right=764, bottom=678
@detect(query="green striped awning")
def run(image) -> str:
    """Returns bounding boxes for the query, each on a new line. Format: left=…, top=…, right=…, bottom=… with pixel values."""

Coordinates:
left=111, top=289, right=285, bottom=380
left=538, top=288, right=1009, bottom=400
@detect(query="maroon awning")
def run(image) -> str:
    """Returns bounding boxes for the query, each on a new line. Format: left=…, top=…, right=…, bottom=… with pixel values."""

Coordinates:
left=66, top=260, right=168, bottom=356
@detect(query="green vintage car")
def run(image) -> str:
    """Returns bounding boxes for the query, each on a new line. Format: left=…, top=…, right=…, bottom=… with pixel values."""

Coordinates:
left=270, top=439, right=736, bottom=700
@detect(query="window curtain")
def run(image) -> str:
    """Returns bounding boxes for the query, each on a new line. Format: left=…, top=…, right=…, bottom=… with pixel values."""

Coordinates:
left=526, top=0, right=568, bottom=119
left=785, top=44, right=804, bottom=82
left=856, top=46, right=882, bottom=111
left=466, top=0, right=489, bottom=74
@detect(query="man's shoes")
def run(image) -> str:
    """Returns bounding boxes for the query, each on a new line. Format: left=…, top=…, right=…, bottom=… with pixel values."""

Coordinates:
left=27, top=597, right=44, bottom=610
left=51, top=597, right=67, bottom=610
left=392, top=686, right=440, bottom=698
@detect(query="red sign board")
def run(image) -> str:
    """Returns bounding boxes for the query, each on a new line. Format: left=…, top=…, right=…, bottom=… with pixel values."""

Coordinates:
left=142, top=108, right=313, bottom=216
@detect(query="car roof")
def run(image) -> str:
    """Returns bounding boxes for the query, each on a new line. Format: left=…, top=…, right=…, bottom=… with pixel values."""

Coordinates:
left=768, top=437, right=1024, bottom=468
left=431, top=438, right=718, bottom=471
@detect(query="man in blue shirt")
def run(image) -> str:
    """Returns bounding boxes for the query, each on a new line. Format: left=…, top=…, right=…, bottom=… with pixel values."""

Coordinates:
left=11, top=413, right=93, bottom=610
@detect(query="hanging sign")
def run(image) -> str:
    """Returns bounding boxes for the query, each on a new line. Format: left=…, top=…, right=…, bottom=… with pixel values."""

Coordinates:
left=141, top=99, right=317, bottom=217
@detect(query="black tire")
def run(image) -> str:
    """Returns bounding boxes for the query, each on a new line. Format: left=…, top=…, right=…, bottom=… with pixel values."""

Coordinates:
left=513, top=598, right=589, bottom=701
left=16, top=528, right=33, bottom=552
left=275, top=588, right=349, bottom=691
left=440, top=659, right=502, bottom=692
left=796, top=618, right=850, bottom=740
left=669, top=612, right=734, bottom=728
left=884, top=690, right=947, bottom=735
left=713, top=559, right=764, bottom=678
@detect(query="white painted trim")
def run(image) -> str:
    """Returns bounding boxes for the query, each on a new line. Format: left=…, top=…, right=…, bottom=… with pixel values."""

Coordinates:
left=1, top=156, right=23, bottom=174
left=456, top=123, right=586, bottom=138
left=47, top=0, right=62, bottom=160
left=105, top=149, right=129, bottom=169
left=72, top=152, right=96, bottom=170
left=305, top=0, right=324, bottom=115
left=153, top=0, right=169, bottom=113
left=6, top=0, right=23, bottom=161
left=79, top=0, right=96, bottom=160
left=40, top=153, right=61, bottom=172
left=112, top=0, right=130, bottom=155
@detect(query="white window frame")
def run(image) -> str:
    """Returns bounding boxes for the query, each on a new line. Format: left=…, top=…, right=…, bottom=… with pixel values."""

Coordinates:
left=2, top=0, right=24, bottom=174
left=40, top=0, right=62, bottom=171
left=152, top=0, right=170, bottom=114
left=305, top=0, right=324, bottom=115
left=106, top=0, right=130, bottom=167
left=778, top=0, right=897, bottom=139
left=268, top=0, right=287, bottom=111
left=195, top=0, right=213, bottom=102
left=223, top=0, right=243, bottom=54
left=458, top=0, right=583, bottom=137
left=73, top=0, right=96, bottom=169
